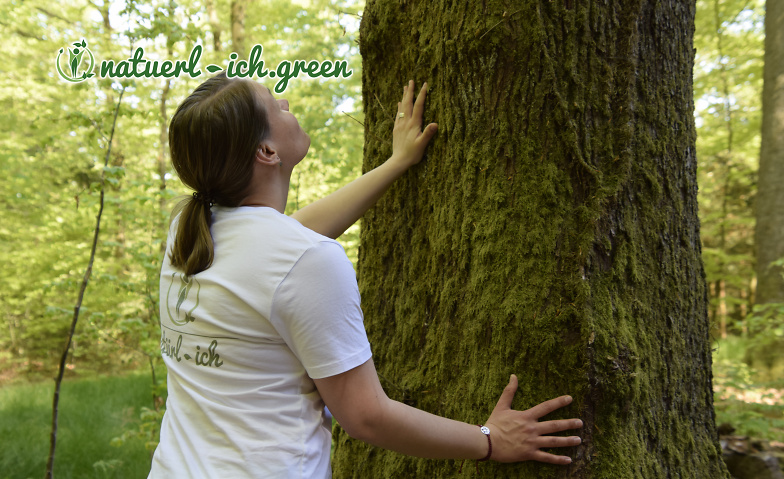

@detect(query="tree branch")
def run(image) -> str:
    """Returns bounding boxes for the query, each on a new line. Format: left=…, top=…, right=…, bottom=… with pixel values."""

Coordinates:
left=35, top=6, right=74, bottom=24
left=0, top=20, right=44, bottom=41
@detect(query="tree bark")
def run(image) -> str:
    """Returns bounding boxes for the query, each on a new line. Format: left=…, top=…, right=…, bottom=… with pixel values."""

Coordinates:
left=755, top=0, right=784, bottom=306
left=332, top=0, right=729, bottom=477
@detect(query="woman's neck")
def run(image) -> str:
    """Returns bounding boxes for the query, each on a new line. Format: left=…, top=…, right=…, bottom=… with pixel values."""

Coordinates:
left=239, top=170, right=290, bottom=213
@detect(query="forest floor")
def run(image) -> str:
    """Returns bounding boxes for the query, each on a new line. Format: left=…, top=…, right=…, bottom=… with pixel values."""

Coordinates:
left=712, top=337, right=784, bottom=444
left=713, top=337, right=784, bottom=478
left=1, top=338, right=781, bottom=478
left=0, top=371, right=156, bottom=479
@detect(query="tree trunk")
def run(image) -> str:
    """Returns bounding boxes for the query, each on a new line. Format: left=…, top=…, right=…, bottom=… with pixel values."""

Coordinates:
left=206, top=0, right=222, bottom=52
left=230, top=0, right=249, bottom=59
left=755, top=0, right=784, bottom=306
left=332, top=0, right=729, bottom=477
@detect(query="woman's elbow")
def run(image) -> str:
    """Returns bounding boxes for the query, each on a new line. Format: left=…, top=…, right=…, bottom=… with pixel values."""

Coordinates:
left=336, top=396, right=388, bottom=444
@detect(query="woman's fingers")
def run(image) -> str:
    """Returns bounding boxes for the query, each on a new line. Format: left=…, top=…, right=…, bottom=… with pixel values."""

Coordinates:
left=537, top=418, right=584, bottom=436
left=400, top=80, right=414, bottom=116
left=412, top=82, right=427, bottom=125
left=485, top=388, right=582, bottom=465
left=529, top=450, right=574, bottom=465
left=535, top=434, right=582, bottom=449
left=526, top=395, right=573, bottom=419
left=391, top=80, right=438, bottom=166
left=493, top=374, right=519, bottom=411
left=399, top=80, right=428, bottom=122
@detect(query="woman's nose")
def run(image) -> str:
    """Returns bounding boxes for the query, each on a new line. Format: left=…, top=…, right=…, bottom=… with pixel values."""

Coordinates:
left=278, top=99, right=289, bottom=111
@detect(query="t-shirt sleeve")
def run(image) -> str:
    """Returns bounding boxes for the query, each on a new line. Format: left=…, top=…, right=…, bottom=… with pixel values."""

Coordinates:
left=270, top=240, right=372, bottom=379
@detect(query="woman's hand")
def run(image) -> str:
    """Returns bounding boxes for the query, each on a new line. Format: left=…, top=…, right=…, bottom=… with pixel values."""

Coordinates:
left=484, top=374, right=583, bottom=464
left=290, top=80, right=436, bottom=238
left=390, top=79, right=438, bottom=169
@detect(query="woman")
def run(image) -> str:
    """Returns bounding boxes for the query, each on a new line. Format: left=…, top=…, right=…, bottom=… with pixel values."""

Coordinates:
left=148, top=72, right=583, bottom=478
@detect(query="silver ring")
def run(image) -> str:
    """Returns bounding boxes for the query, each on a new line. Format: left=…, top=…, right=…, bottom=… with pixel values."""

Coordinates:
left=398, top=112, right=405, bottom=119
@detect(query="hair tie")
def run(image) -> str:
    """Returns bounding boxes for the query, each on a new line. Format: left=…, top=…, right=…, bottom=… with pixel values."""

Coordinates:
left=192, top=191, right=215, bottom=207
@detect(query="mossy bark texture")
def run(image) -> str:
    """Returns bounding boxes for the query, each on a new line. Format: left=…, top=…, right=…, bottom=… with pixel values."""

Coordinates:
left=332, top=1, right=730, bottom=478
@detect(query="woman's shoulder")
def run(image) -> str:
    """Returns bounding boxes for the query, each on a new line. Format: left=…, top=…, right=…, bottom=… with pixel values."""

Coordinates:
left=211, top=206, right=339, bottom=252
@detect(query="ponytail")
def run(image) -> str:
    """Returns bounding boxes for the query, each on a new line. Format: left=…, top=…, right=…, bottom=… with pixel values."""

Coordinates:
left=167, top=72, right=270, bottom=276
left=169, top=197, right=215, bottom=276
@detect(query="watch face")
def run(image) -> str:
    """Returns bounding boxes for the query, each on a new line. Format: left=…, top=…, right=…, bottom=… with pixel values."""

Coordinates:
left=480, top=426, right=490, bottom=435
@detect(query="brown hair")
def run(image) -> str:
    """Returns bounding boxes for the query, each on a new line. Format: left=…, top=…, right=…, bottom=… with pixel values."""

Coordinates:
left=168, top=72, right=270, bottom=276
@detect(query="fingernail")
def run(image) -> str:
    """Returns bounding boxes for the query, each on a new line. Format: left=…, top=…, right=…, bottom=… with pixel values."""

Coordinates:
left=566, top=396, right=573, bottom=403
left=566, top=457, right=572, bottom=464
left=575, top=420, right=583, bottom=427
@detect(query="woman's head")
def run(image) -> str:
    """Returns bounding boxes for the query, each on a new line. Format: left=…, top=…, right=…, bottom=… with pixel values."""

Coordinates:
left=254, top=84, right=311, bottom=171
left=168, top=72, right=270, bottom=276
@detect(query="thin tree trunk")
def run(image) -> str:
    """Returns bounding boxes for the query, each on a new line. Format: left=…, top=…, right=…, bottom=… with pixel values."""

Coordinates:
left=231, top=0, right=249, bottom=58
left=740, top=287, right=747, bottom=336
left=755, top=0, right=784, bottom=306
left=333, top=0, right=729, bottom=477
left=719, top=279, right=727, bottom=339
left=46, top=88, right=125, bottom=479
left=206, top=0, right=222, bottom=52
left=158, top=78, right=171, bottom=218
left=713, top=0, right=734, bottom=338
left=6, top=307, right=17, bottom=353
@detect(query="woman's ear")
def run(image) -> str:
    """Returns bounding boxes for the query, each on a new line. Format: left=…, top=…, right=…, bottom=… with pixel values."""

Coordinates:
left=255, top=143, right=280, bottom=166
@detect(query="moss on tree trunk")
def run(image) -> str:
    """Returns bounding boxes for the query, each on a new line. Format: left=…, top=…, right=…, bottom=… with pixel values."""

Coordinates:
left=332, top=0, right=730, bottom=477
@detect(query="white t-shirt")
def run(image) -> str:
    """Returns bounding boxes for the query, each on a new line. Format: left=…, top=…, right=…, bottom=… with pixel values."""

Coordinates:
left=148, top=206, right=372, bottom=479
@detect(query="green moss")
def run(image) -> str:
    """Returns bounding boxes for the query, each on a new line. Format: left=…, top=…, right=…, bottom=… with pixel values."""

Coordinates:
left=334, top=0, right=729, bottom=477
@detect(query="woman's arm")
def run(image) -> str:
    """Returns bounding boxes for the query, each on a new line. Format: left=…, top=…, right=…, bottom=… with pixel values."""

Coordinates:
left=314, top=359, right=583, bottom=464
left=291, top=80, right=438, bottom=239
left=290, top=157, right=408, bottom=239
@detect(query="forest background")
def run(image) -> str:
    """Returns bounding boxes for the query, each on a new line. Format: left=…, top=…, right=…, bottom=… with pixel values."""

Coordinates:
left=0, top=0, right=781, bottom=475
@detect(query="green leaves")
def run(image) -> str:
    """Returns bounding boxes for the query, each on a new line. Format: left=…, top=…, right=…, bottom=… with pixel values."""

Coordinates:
left=694, top=0, right=763, bottom=335
left=1, top=0, right=366, bottom=383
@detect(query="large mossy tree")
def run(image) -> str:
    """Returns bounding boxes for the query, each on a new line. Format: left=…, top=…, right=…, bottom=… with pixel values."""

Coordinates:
left=331, top=0, right=730, bottom=477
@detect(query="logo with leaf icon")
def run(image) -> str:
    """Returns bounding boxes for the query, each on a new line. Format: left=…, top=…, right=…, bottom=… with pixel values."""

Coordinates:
left=165, top=272, right=201, bottom=326
left=55, top=39, right=95, bottom=83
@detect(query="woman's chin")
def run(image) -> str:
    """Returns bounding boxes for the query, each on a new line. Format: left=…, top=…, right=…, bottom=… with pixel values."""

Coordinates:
left=295, top=149, right=309, bottom=166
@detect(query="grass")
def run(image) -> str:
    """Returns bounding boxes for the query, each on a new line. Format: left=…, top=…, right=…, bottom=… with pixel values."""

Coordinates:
left=0, top=371, right=159, bottom=479
left=712, top=335, right=784, bottom=442
left=1, top=338, right=778, bottom=479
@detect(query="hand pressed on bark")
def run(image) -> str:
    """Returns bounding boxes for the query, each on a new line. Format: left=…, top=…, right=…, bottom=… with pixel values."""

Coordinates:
left=289, top=81, right=437, bottom=239
left=484, top=374, right=583, bottom=464
left=390, top=79, right=438, bottom=169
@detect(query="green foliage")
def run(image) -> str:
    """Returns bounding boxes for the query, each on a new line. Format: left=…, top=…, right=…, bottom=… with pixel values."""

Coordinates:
left=717, top=399, right=784, bottom=441
left=692, top=0, right=783, bottom=443
left=0, top=0, right=365, bottom=382
left=747, top=300, right=784, bottom=347
left=0, top=373, right=155, bottom=478
left=713, top=336, right=784, bottom=442
left=1, top=0, right=366, bottom=471
left=694, top=0, right=764, bottom=335
left=110, top=406, right=166, bottom=451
